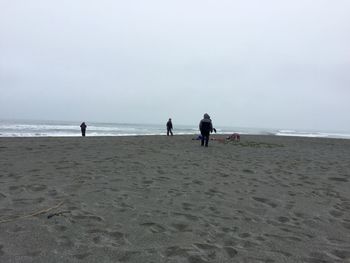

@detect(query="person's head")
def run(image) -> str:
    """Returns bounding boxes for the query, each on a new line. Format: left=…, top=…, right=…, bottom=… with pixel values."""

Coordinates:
left=203, top=113, right=210, bottom=119
left=169, top=118, right=171, bottom=121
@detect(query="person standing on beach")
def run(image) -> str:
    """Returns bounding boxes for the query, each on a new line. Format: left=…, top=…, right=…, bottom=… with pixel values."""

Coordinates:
left=80, top=122, right=87, bottom=136
left=199, top=113, right=213, bottom=147
left=166, top=118, right=173, bottom=136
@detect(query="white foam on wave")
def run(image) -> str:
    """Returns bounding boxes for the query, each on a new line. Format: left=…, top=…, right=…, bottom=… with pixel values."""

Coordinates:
left=1, top=120, right=349, bottom=139
left=276, top=132, right=323, bottom=138
left=275, top=130, right=350, bottom=139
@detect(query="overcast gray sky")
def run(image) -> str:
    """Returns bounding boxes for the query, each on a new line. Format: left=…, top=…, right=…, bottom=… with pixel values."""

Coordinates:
left=1, top=0, right=349, bottom=131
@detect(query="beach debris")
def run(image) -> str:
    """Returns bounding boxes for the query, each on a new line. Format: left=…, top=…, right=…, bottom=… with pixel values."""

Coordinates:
left=0, top=201, right=64, bottom=224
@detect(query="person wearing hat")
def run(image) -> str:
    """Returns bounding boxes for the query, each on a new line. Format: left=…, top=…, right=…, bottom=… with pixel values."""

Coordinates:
left=80, top=122, right=87, bottom=136
left=199, top=113, right=213, bottom=147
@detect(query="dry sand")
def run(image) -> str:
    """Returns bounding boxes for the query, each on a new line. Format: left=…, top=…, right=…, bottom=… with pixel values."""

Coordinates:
left=0, top=135, right=350, bottom=262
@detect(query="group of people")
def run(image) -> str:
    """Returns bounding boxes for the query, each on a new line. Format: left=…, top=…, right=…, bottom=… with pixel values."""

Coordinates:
left=80, top=113, right=239, bottom=147
left=168, top=114, right=240, bottom=146
left=166, top=113, right=215, bottom=147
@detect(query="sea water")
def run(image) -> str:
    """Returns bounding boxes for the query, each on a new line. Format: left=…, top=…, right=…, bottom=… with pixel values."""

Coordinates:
left=0, top=119, right=349, bottom=139
left=0, top=119, right=201, bottom=137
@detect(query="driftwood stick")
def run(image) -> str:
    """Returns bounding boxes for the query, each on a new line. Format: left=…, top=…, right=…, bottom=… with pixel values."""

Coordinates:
left=0, top=201, right=64, bottom=224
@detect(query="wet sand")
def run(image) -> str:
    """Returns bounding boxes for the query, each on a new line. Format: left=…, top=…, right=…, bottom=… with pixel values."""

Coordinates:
left=0, top=135, right=350, bottom=262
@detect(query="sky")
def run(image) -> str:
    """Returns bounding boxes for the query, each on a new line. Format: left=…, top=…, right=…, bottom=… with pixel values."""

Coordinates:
left=1, top=0, right=350, bottom=131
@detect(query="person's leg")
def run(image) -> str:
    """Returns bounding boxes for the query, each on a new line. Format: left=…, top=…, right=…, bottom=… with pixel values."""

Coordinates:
left=201, top=133, right=204, bottom=146
left=205, top=134, right=209, bottom=147
left=167, top=129, right=169, bottom=136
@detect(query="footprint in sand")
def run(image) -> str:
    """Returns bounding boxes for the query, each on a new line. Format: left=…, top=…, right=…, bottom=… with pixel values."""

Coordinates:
left=173, top=212, right=199, bottom=222
left=165, top=246, right=210, bottom=263
left=12, top=197, right=44, bottom=206
left=23, top=250, right=41, bottom=257
left=27, top=184, right=47, bottom=192
left=56, top=235, right=74, bottom=248
left=73, top=252, right=92, bottom=260
left=252, top=197, right=278, bottom=208
left=285, top=201, right=295, bottom=210
left=51, top=223, right=68, bottom=232
left=140, top=222, right=166, bottom=234
left=293, top=212, right=306, bottom=219
left=165, top=246, right=189, bottom=257
left=330, top=249, right=350, bottom=260
left=219, top=172, right=230, bottom=178
left=328, top=177, right=348, bottom=182
left=193, top=243, right=221, bottom=260
left=157, top=176, right=170, bottom=181
left=204, top=188, right=225, bottom=199
left=182, top=202, right=193, bottom=211
left=171, top=223, right=191, bottom=232
left=305, top=251, right=332, bottom=263
left=116, top=250, right=141, bottom=262
left=72, top=211, right=104, bottom=224
left=238, top=232, right=251, bottom=238
left=194, top=243, right=218, bottom=250
left=277, top=216, right=290, bottom=223
left=89, top=228, right=126, bottom=247
left=8, top=173, right=21, bottom=179
left=142, top=179, right=154, bottom=186
left=47, top=189, right=60, bottom=198
left=224, top=246, right=238, bottom=258
left=329, top=209, right=343, bottom=218
left=342, top=221, right=350, bottom=230
left=192, top=179, right=204, bottom=185
left=0, top=192, right=6, bottom=200
left=157, top=168, right=166, bottom=175
left=10, top=225, right=25, bottom=233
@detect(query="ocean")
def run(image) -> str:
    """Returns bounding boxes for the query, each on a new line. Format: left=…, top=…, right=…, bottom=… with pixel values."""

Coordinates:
left=0, top=119, right=349, bottom=139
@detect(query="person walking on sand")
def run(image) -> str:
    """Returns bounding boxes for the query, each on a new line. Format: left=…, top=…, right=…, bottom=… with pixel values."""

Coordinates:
left=199, top=113, right=213, bottom=147
left=80, top=122, right=87, bottom=136
left=166, top=118, right=173, bottom=136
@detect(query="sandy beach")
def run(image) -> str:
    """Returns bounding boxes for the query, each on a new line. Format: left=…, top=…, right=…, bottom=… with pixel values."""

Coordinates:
left=0, top=135, right=350, bottom=262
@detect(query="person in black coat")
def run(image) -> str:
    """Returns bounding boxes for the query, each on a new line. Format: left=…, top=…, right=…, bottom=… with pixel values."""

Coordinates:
left=166, top=118, right=173, bottom=136
left=80, top=122, right=87, bottom=136
left=199, top=113, right=213, bottom=147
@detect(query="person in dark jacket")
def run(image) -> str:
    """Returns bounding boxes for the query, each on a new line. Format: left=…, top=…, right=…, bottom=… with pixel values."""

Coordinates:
left=166, top=118, right=173, bottom=136
left=199, top=113, right=213, bottom=147
left=80, top=122, right=87, bottom=136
